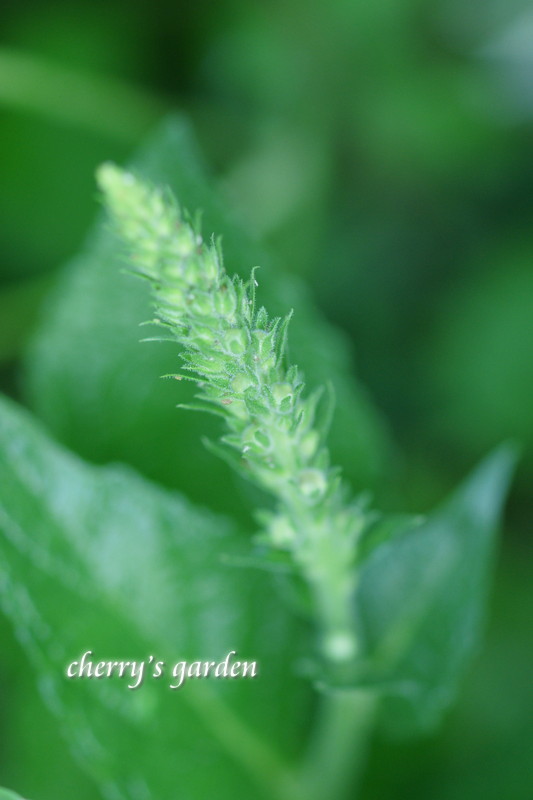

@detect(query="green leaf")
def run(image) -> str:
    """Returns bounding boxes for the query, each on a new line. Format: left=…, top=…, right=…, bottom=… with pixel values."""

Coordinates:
left=23, top=115, right=390, bottom=520
left=0, top=789, right=28, bottom=800
left=354, top=446, right=517, bottom=736
left=0, top=394, right=310, bottom=799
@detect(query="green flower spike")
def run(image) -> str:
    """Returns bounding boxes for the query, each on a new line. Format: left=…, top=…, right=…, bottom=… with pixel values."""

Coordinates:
left=98, top=163, right=367, bottom=674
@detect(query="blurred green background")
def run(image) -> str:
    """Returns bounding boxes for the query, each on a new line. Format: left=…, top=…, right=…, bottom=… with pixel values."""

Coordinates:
left=0, top=0, right=531, bottom=798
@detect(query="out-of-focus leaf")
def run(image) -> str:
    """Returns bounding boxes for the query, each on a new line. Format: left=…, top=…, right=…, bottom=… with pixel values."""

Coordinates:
left=428, top=248, right=533, bottom=478
left=354, top=447, right=516, bottom=736
left=24, top=115, right=390, bottom=520
left=0, top=394, right=309, bottom=799
left=0, top=788, right=28, bottom=800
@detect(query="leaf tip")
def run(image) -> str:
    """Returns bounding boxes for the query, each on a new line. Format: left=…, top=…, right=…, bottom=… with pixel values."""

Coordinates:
left=460, top=442, right=519, bottom=526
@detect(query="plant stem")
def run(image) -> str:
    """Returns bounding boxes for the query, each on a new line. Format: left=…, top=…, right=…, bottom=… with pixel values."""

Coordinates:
left=185, top=681, right=306, bottom=800
left=300, top=688, right=377, bottom=800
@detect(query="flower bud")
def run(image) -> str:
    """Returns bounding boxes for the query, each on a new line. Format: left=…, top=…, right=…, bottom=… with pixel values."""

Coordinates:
left=252, top=329, right=270, bottom=354
left=188, top=325, right=215, bottom=346
left=226, top=399, right=247, bottom=419
left=272, top=382, right=293, bottom=405
left=261, top=355, right=276, bottom=373
left=181, top=254, right=201, bottom=283
left=268, top=516, right=296, bottom=547
left=298, top=469, right=327, bottom=499
left=242, top=424, right=270, bottom=452
left=231, top=374, right=254, bottom=394
left=224, top=328, right=248, bottom=355
left=203, top=247, right=220, bottom=282
left=214, top=286, right=237, bottom=318
left=175, top=230, right=196, bottom=258
left=254, top=430, right=271, bottom=449
left=190, top=292, right=213, bottom=317
left=300, top=430, right=319, bottom=460
left=159, top=287, right=186, bottom=307
left=193, top=354, right=226, bottom=375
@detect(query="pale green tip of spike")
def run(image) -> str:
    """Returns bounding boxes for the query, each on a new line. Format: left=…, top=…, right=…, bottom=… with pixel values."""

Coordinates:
left=96, top=161, right=116, bottom=189
left=96, top=161, right=139, bottom=204
left=96, top=161, right=128, bottom=192
left=96, top=163, right=152, bottom=235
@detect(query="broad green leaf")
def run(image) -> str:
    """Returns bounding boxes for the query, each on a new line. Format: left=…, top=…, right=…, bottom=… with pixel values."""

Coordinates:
left=0, top=394, right=310, bottom=799
left=24, top=115, right=390, bottom=520
left=0, top=789, right=28, bottom=800
left=354, top=446, right=516, bottom=736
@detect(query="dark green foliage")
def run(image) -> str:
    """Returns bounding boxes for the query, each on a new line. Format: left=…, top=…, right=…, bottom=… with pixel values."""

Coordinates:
left=0, top=3, right=530, bottom=793
left=355, top=447, right=516, bottom=735
left=0, top=394, right=310, bottom=799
